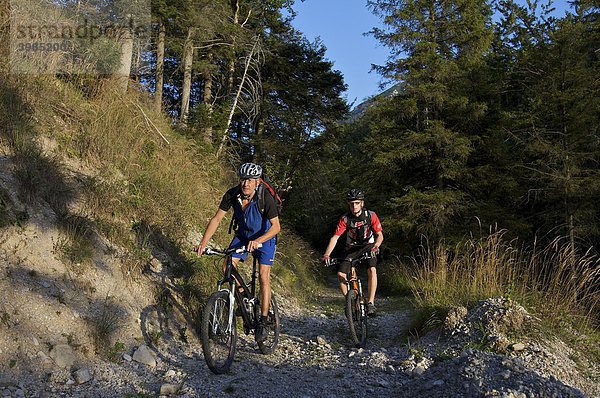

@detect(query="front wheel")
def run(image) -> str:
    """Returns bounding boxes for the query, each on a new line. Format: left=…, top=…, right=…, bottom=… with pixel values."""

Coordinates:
left=201, top=291, right=237, bottom=374
left=346, top=289, right=367, bottom=348
left=256, top=294, right=280, bottom=354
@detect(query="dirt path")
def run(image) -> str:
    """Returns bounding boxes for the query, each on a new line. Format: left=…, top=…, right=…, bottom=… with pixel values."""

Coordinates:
left=2, top=259, right=597, bottom=398
left=14, top=271, right=414, bottom=398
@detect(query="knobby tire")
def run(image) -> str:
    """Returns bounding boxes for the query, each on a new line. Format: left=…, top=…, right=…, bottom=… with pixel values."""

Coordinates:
left=346, top=289, right=367, bottom=348
left=201, top=291, right=237, bottom=374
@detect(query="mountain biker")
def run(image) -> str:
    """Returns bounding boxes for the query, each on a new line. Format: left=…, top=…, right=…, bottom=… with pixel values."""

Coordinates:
left=195, top=162, right=280, bottom=343
left=322, top=189, right=383, bottom=316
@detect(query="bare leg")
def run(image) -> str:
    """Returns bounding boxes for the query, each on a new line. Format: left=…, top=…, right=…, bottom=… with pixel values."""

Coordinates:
left=259, top=263, right=271, bottom=317
left=337, top=271, right=348, bottom=296
left=367, top=267, right=377, bottom=303
left=223, top=257, right=243, bottom=291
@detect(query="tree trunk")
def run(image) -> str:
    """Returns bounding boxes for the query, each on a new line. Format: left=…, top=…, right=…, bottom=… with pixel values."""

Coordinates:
left=0, top=0, right=8, bottom=71
left=217, top=37, right=259, bottom=158
left=180, top=27, right=195, bottom=126
left=116, top=29, right=133, bottom=93
left=252, top=114, right=265, bottom=163
left=154, top=23, right=165, bottom=114
left=560, top=60, right=575, bottom=253
left=227, top=0, right=239, bottom=96
left=202, top=52, right=214, bottom=143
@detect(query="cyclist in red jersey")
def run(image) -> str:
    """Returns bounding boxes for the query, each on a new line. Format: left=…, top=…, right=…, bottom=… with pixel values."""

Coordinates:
left=322, top=189, right=383, bottom=316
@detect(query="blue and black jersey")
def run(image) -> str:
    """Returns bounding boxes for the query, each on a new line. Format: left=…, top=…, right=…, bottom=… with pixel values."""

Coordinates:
left=219, top=186, right=278, bottom=243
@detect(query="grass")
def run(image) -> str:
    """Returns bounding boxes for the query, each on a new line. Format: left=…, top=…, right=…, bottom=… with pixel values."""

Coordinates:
left=53, top=214, right=95, bottom=267
left=0, top=67, right=334, bottom=358
left=390, top=229, right=600, bottom=359
left=93, top=296, right=124, bottom=352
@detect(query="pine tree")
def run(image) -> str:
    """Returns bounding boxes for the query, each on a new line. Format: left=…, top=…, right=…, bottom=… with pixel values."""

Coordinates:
left=363, top=0, right=494, bottom=243
left=511, top=4, right=600, bottom=249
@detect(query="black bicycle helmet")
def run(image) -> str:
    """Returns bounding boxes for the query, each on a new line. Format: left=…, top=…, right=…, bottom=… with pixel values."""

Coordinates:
left=237, top=162, right=263, bottom=179
left=346, top=188, right=365, bottom=201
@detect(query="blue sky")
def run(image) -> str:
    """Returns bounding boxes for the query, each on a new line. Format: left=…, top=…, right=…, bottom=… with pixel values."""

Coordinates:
left=289, top=0, right=390, bottom=107
left=289, top=0, right=572, bottom=108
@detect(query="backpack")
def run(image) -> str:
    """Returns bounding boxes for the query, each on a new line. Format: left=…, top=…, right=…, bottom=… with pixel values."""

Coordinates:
left=257, top=175, right=283, bottom=217
left=228, top=175, right=283, bottom=234
left=343, top=209, right=374, bottom=246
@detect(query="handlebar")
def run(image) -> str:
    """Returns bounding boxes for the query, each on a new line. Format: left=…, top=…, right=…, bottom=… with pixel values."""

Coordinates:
left=325, top=251, right=374, bottom=266
left=200, top=244, right=262, bottom=256
left=203, top=247, right=247, bottom=256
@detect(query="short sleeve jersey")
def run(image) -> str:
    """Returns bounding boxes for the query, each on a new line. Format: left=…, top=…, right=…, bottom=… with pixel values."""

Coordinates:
left=219, top=185, right=278, bottom=242
left=334, top=210, right=382, bottom=247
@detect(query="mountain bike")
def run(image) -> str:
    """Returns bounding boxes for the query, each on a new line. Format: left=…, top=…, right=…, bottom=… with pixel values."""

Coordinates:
left=200, top=246, right=280, bottom=374
left=330, top=252, right=373, bottom=348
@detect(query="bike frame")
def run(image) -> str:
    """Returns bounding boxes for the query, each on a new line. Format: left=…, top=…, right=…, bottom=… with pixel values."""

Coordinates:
left=213, top=252, right=259, bottom=334
left=346, top=262, right=366, bottom=317
left=347, top=266, right=363, bottom=296
left=341, top=252, right=372, bottom=293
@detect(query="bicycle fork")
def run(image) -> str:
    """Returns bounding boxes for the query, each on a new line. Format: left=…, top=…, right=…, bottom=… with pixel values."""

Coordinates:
left=212, top=281, right=236, bottom=335
left=348, top=268, right=365, bottom=317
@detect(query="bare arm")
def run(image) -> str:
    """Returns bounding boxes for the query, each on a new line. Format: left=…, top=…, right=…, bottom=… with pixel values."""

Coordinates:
left=323, top=234, right=340, bottom=257
left=195, top=208, right=227, bottom=255
left=374, top=230, right=384, bottom=248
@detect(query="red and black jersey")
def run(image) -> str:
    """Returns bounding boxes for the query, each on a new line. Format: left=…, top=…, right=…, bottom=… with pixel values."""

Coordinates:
left=334, top=209, right=382, bottom=247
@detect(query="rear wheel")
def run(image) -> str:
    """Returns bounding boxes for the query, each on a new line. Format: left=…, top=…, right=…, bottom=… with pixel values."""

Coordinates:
left=256, top=294, right=280, bottom=354
left=346, top=289, right=367, bottom=348
left=201, top=291, right=237, bottom=374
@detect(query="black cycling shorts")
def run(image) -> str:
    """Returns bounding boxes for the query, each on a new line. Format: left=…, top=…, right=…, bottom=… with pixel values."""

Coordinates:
left=337, top=243, right=376, bottom=275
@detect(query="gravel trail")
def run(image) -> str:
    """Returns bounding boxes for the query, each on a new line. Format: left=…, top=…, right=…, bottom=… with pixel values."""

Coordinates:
left=5, top=280, right=598, bottom=398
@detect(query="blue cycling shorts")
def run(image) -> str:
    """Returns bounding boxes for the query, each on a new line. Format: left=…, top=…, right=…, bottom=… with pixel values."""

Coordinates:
left=228, top=236, right=276, bottom=266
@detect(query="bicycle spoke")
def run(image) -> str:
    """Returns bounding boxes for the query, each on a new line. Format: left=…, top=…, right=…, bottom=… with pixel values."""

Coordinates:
left=201, top=291, right=237, bottom=374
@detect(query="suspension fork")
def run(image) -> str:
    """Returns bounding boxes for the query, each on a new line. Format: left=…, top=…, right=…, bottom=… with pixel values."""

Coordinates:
left=347, top=266, right=359, bottom=293
left=213, top=255, right=237, bottom=334
left=347, top=266, right=365, bottom=316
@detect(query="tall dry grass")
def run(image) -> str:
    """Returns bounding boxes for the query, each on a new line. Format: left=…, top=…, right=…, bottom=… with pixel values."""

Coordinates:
left=402, top=230, right=600, bottom=332
left=1, top=72, right=324, bottom=311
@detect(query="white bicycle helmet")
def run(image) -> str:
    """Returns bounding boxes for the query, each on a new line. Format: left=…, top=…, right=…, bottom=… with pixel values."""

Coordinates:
left=237, top=163, right=262, bottom=179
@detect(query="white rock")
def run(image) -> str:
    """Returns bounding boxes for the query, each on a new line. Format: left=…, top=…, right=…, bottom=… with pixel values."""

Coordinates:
left=413, top=366, right=425, bottom=376
left=165, top=370, right=176, bottom=377
left=159, top=383, right=179, bottom=395
left=123, top=354, right=132, bottom=361
left=49, top=344, right=75, bottom=368
left=511, top=342, right=526, bottom=351
left=74, top=368, right=91, bottom=384
left=133, top=345, right=156, bottom=367
left=37, top=351, right=51, bottom=364
left=316, top=336, right=328, bottom=346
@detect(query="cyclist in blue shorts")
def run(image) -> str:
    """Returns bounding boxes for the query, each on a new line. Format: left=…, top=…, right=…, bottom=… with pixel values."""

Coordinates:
left=195, top=163, right=280, bottom=342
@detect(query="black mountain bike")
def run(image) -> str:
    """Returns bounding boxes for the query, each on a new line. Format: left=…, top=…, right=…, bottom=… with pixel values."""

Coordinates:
left=200, top=247, right=280, bottom=374
left=330, top=252, right=372, bottom=348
